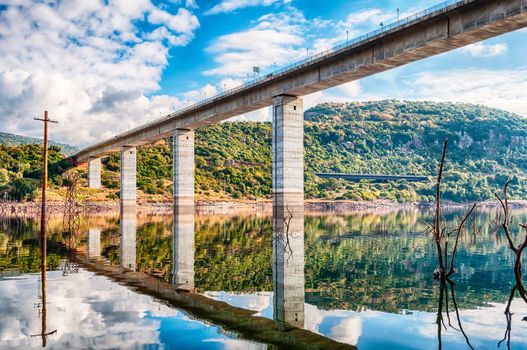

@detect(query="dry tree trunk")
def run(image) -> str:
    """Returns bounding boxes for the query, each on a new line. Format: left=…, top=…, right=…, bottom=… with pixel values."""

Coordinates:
left=433, top=138, right=477, bottom=280
left=434, top=139, right=448, bottom=278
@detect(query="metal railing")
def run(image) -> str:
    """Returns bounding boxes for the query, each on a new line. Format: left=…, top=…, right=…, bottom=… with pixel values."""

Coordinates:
left=78, top=0, right=466, bottom=155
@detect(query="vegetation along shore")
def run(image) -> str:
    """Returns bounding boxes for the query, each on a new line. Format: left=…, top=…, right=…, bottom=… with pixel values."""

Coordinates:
left=1, top=100, right=526, bottom=206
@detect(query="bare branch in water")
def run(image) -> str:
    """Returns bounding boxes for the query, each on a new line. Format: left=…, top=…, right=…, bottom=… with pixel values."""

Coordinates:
left=433, top=139, right=448, bottom=277
left=447, top=204, right=477, bottom=277
left=495, top=180, right=527, bottom=348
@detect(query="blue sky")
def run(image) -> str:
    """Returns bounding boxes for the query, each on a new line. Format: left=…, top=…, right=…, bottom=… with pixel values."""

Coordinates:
left=0, top=0, right=525, bottom=145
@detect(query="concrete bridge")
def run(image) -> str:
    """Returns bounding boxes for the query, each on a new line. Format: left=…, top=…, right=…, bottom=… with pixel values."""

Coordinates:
left=74, top=0, right=527, bottom=215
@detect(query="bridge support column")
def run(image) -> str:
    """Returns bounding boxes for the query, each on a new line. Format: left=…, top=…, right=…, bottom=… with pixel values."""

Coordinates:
left=272, top=94, right=304, bottom=331
left=173, top=129, right=194, bottom=209
left=120, top=146, right=136, bottom=209
left=87, top=157, right=101, bottom=189
left=272, top=95, right=304, bottom=208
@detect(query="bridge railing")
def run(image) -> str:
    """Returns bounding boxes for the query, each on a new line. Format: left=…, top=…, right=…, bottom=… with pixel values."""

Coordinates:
left=179, top=0, right=463, bottom=108
left=81, top=0, right=466, bottom=153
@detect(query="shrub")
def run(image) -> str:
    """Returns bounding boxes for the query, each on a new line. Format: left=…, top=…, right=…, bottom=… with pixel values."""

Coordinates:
left=8, top=178, right=37, bottom=201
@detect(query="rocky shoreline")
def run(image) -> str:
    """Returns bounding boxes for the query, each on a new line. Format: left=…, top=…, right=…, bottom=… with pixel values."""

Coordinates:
left=1, top=198, right=525, bottom=218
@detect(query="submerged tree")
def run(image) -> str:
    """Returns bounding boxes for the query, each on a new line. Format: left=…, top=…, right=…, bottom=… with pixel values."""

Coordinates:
left=426, top=138, right=476, bottom=350
left=428, top=138, right=477, bottom=280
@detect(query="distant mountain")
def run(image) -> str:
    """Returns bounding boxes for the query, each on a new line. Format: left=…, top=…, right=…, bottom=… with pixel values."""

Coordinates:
left=0, top=132, right=77, bottom=155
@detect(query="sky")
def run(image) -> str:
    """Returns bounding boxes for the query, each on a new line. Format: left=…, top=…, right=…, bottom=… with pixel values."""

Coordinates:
left=0, top=0, right=525, bottom=146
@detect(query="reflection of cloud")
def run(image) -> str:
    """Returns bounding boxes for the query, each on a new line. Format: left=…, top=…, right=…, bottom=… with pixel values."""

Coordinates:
left=204, top=337, right=268, bottom=350
left=0, top=271, right=259, bottom=349
left=202, top=291, right=527, bottom=348
left=329, top=317, right=362, bottom=345
left=203, top=291, right=272, bottom=313
left=0, top=272, right=167, bottom=348
left=304, top=303, right=363, bottom=346
left=412, top=300, right=527, bottom=343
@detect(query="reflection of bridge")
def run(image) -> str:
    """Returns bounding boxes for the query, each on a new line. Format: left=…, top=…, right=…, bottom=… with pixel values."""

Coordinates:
left=83, top=206, right=353, bottom=349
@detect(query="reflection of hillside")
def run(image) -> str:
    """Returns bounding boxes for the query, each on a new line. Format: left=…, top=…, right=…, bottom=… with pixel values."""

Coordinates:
left=2, top=209, right=526, bottom=313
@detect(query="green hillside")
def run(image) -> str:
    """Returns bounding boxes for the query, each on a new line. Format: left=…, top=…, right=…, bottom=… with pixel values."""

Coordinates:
left=0, top=132, right=78, bottom=155
left=1, top=100, right=527, bottom=203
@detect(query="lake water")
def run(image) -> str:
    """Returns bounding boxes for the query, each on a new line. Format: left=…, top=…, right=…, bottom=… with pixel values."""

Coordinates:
left=1, top=207, right=527, bottom=349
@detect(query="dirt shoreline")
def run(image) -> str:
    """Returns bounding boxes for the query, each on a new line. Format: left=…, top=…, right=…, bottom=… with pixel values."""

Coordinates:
left=1, top=199, right=525, bottom=217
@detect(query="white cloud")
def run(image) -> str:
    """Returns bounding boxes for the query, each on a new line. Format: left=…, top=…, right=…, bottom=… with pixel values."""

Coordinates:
left=204, top=9, right=307, bottom=78
left=403, top=68, right=527, bottom=116
left=0, top=1, right=199, bottom=145
left=147, top=7, right=199, bottom=39
left=304, top=81, right=363, bottom=110
left=459, top=42, right=508, bottom=57
left=204, top=0, right=291, bottom=15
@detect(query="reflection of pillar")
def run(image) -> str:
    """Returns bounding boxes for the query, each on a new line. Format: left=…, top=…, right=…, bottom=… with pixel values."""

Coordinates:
left=120, top=146, right=136, bottom=209
left=273, top=202, right=305, bottom=331
left=172, top=128, right=195, bottom=290
left=272, top=94, right=305, bottom=330
left=172, top=209, right=194, bottom=290
left=87, top=228, right=101, bottom=259
left=120, top=206, right=136, bottom=271
left=87, top=157, right=101, bottom=189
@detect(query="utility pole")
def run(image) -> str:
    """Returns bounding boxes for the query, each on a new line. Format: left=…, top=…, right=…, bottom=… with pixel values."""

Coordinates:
left=33, top=111, right=58, bottom=347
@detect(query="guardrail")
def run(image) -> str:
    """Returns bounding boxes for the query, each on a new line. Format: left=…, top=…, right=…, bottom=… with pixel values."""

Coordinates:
left=77, top=0, right=465, bottom=155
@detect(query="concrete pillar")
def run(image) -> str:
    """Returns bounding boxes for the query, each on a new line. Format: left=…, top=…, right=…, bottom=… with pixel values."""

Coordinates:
left=272, top=94, right=304, bottom=331
left=87, top=157, right=101, bottom=189
left=173, top=129, right=194, bottom=208
left=120, top=145, right=137, bottom=271
left=273, top=202, right=305, bottom=331
left=172, top=211, right=194, bottom=291
left=120, top=206, right=136, bottom=271
left=87, top=228, right=101, bottom=259
left=272, top=95, right=304, bottom=208
left=120, top=146, right=136, bottom=209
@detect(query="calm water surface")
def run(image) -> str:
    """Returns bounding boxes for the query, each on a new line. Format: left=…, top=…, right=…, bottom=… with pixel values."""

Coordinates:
left=1, top=208, right=526, bottom=349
